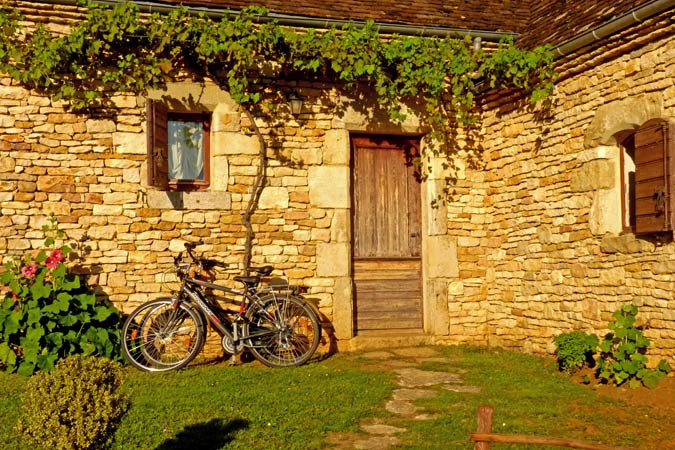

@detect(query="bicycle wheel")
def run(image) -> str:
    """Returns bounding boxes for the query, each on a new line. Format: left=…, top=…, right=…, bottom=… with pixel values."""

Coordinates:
left=244, top=293, right=321, bottom=367
left=122, top=298, right=205, bottom=372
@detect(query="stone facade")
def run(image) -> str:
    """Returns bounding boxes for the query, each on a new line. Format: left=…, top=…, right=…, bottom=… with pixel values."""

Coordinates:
left=438, top=11, right=675, bottom=365
left=1, top=2, right=674, bottom=365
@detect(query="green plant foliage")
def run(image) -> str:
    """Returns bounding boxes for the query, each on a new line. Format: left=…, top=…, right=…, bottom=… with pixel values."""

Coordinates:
left=597, top=304, right=672, bottom=389
left=0, top=216, right=123, bottom=376
left=0, top=3, right=556, bottom=150
left=15, top=355, right=129, bottom=450
left=553, top=330, right=598, bottom=374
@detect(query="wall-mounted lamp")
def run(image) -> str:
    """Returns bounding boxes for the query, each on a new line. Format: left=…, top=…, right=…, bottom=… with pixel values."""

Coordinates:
left=287, top=91, right=304, bottom=116
left=473, top=36, right=482, bottom=51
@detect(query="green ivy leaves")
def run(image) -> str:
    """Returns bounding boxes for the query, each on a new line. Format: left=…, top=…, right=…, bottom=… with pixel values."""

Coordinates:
left=0, top=2, right=555, bottom=129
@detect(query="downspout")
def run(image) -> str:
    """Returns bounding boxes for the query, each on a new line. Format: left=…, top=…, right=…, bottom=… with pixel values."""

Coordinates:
left=38, top=0, right=517, bottom=42
left=552, top=0, right=675, bottom=58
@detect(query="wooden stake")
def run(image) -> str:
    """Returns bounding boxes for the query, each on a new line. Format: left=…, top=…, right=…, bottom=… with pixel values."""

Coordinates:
left=475, top=405, right=494, bottom=450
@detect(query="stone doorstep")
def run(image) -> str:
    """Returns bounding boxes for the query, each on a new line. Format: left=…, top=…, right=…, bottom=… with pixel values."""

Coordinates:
left=340, top=333, right=434, bottom=352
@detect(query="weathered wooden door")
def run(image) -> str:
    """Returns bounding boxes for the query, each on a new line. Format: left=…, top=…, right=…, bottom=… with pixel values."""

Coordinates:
left=351, top=135, right=423, bottom=333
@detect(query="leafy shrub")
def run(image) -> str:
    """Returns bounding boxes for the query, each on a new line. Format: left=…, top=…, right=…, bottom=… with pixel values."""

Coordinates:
left=15, top=355, right=130, bottom=450
left=597, top=304, right=672, bottom=389
left=0, top=216, right=122, bottom=375
left=553, top=330, right=598, bottom=374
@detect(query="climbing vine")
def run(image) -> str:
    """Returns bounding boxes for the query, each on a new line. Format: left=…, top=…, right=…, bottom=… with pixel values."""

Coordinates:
left=0, top=1, right=556, bottom=267
left=0, top=2, right=555, bottom=128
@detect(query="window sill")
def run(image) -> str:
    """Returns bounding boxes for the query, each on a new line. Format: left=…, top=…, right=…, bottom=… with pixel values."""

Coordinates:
left=146, top=190, right=231, bottom=210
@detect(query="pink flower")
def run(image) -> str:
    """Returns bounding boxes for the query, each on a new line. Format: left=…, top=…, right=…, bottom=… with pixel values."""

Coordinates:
left=45, top=249, right=64, bottom=269
left=21, top=262, right=37, bottom=279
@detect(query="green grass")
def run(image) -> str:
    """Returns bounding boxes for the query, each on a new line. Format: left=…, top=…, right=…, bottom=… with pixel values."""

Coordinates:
left=0, top=355, right=393, bottom=450
left=391, top=346, right=643, bottom=450
left=0, top=347, right=661, bottom=449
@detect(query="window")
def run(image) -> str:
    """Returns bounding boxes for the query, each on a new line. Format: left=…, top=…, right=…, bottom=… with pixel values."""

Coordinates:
left=620, top=119, right=675, bottom=236
left=147, top=99, right=211, bottom=190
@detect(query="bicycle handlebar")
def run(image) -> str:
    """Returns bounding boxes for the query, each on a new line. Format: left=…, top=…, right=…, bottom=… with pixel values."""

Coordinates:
left=178, top=242, right=274, bottom=277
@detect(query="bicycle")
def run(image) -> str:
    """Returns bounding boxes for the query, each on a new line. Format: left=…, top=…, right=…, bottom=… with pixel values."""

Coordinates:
left=121, top=242, right=321, bottom=371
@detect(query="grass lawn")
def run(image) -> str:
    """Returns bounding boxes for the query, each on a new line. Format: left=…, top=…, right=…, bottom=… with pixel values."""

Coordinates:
left=0, top=346, right=670, bottom=449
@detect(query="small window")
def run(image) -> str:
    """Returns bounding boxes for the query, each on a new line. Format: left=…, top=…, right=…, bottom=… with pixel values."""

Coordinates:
left=147, top=100, right=211, bottom=190
left=620, top=119, right=675, bottom=236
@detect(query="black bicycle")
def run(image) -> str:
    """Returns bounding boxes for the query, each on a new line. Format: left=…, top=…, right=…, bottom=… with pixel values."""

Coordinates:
left=121, top=242, right=321, bottom=371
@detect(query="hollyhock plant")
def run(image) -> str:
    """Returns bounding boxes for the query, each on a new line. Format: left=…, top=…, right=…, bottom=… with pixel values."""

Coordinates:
left=20, top=263, right=37, bottom=279
left=0, top=215, right=123, bottom=376
left=45, top=249, right=63, bottom=269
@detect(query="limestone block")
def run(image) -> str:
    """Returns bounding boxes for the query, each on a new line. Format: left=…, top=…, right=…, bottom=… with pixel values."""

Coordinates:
left=599, top=267, right=626, bottom=287
left=211, top=156, right=229, bottom=191
left=169, top=239, right=187, bottom=253
left=259, top=186, right=289, bottom=209
left=0, top=86, right=27, bottom=100
left=424, top=180, right=448, bottom=236
left=308, top=166, right=349, bottom=208
left=161, top=210, right=184, bottom=222
left=87, top=225, right=117, bottom=240
left=212, top=131, right=259, bottom=155
left=36, top=175, right=75, bottom=193
left=123, top=168, right=140, bottom=183
left=86, top=119, right=116, bottom=133
left=0, top=158, right=16, bottom=172
left=589, top=187, right=622, bottom=235
left=584, top=93, right=663, bottom=147
left=316, top=242, right=350, bottom=277
left=290, top=148, right=322, bottom=165
left=570, top=159, right=615, bottom=192
left=332, top=277, right=354, bottom=339
left=114, top=132, right=145, bottom=154
left=103, top=192, right=137, bottom=205
left=425, top=235, right=458, bottom=278
left=184, top=212, right=205, bottom=223
left=448, top=281, right=464, bottom=295
left=93, top=204, right=124, bottom=216
left=42, top=202, right=71, bottom=215
left=107, top=272, right=127, bottom=288
left=330, top=209, right=350, bottom=243
left=600, top=233, right=655, bottom=253
left=323, top=129, right=349, bottom=165
left=147, top=191, right=231, bottom=210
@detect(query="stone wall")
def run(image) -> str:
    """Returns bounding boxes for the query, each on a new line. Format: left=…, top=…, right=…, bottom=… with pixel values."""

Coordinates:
left=2, top=1, right=675, bottom=364
left=440, top=11, right=675, bottom=365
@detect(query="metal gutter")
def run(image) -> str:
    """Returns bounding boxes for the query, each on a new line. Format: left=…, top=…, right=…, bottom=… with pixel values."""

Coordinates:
left=553, top=0, right=675, bottom=58
left=37, top=0, right=517, bottom=41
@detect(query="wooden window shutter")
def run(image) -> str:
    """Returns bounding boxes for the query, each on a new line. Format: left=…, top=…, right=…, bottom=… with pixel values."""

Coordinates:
left=146, top=99, right=169, bottom=189
left=633, top=119, right=675, bottom=235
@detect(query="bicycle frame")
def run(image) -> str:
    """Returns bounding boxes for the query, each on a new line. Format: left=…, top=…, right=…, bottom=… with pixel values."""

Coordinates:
left=177, top=275, right=285, bottom=350
left=121, top=242, right=322, bottom=371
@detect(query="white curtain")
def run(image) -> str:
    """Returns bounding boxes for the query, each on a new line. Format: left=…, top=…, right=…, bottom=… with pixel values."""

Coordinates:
left=168, top=120, right=204, bottom=180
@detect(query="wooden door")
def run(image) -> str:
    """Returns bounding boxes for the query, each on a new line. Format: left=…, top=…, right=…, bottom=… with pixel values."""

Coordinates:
left=351, top=135, right=423, bottom=333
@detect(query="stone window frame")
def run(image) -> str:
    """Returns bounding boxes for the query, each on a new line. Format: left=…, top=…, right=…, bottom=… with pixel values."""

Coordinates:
left=146, top=99, right=212, bottom=191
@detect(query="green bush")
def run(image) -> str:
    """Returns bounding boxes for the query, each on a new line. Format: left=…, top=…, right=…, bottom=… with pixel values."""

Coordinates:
left=15, top=355, right=129, bottom=450
left=0, top=216, right=123, bottom=375
left=597, top=304, right=672, bottom=389
left=553, top=330, right=598, bottom=374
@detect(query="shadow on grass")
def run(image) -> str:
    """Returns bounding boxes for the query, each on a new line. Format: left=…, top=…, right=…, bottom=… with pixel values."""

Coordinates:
left=154, top=418, right=249, bottom=450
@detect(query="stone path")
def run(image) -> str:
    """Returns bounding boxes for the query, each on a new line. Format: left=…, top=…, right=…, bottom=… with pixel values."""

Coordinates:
left=325, top=347, right=481, bottom=449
